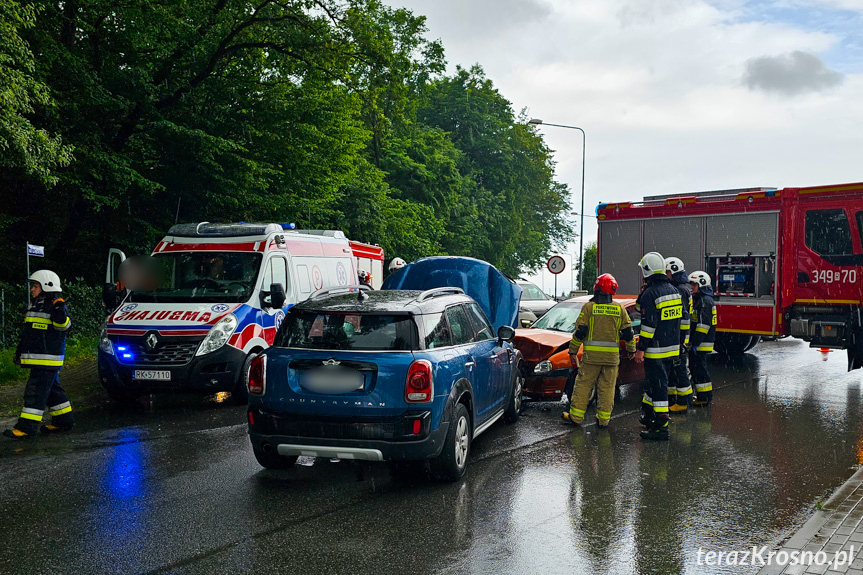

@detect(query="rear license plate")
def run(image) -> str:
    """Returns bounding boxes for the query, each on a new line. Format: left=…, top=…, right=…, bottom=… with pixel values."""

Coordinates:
left=133, top=370, right=171, bottom=381
left=300, top=367, right=364, bottom=394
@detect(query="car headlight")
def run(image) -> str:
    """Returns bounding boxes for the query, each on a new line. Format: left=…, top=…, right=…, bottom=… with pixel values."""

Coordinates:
left=99, top=328, right=114, bottom=355
left=196, top=314, right=238, bottom=356
left=533, top=359, right=553, bottom=374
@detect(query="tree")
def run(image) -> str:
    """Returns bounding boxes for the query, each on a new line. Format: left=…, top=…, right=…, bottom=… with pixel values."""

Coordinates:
left=577, top=242, right=598, bottom=291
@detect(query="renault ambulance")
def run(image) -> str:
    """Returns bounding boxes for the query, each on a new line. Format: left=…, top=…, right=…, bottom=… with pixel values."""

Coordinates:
left=98, top=222, right=358, bottom=401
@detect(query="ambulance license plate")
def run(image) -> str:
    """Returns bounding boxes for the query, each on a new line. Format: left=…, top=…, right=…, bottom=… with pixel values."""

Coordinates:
left=133, top=370, right=171, bottom=381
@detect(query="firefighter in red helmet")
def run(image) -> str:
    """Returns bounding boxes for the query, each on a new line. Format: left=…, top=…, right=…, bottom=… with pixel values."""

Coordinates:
left=562, top=273, right=636, bottom=428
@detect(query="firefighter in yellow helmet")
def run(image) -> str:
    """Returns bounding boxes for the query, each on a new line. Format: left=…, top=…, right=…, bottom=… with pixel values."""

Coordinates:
left=561, top=273, right=636, bottom=427
left=3, top=270, right=74, bottom=439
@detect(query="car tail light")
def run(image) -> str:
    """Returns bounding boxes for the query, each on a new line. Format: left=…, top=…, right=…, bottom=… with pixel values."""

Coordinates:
left=247, top=355, right=267, bottom=396
left=405, top=360, right=433, bottom=403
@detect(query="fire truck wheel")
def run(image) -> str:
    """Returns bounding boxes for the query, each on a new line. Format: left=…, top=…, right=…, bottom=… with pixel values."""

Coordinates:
left=715, top=333, right=753, bottom=355
left=743, top=336, right=761, bottom=352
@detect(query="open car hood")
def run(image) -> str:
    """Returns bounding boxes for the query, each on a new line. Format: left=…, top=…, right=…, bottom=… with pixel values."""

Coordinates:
left=512, top=328, right=571, bottom=361
left=381, top=256, right=522, bottom=332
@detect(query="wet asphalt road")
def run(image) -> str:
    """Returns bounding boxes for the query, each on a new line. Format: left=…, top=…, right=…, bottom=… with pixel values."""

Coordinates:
left=2, top=339, right=863, bottom=575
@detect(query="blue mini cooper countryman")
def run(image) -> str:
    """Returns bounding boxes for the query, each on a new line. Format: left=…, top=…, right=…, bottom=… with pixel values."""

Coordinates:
left=246, top=286, right=524, bottom=481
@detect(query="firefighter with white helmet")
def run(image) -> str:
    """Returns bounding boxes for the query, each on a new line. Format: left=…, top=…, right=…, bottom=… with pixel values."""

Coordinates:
left=561, top=273, right=636, bottom=428
left=688, top=270, right=716, bottom=405
left=3, top=270, right=74, bottom=439
left=634, top=252, right=682, bottom=440
left=664, top=257, right=694, bottom=412
left=388, top=257, right=406, bottom=273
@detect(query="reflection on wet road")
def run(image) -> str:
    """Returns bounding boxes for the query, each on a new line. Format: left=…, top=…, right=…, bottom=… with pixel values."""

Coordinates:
left=0, top=339, right=861, bottom=575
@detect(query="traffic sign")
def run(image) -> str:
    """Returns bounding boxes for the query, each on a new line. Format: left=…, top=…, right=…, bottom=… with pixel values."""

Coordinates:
left=547, top=255, right=565, bottom=275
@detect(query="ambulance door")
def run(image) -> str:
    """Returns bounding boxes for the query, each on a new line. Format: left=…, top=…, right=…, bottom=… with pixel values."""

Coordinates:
left=259, top=254, right=292, bottom=346
left=102, top=248, right=127, bottom=313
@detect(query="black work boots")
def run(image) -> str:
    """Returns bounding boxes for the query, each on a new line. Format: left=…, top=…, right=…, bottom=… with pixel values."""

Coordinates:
left=640, top=416, right=670, bottom=441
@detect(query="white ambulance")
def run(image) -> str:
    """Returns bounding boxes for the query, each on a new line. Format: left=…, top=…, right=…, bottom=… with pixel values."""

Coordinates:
left=98, top=222, right=359, bottom=402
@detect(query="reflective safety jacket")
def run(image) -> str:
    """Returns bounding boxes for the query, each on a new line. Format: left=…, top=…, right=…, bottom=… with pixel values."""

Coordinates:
left=568, top=297, right=636, bottom=366
left=636, top=275, right=683, bottom=359
left=671, top=272, right=693, bottom=347
left=690, top=286, right=717, bottom=353
left=16, top=294, right=71, bottom=369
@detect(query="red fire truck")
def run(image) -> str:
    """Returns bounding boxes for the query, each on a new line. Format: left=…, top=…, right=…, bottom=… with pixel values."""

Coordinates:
left=596, top=182, right=863, bottom=369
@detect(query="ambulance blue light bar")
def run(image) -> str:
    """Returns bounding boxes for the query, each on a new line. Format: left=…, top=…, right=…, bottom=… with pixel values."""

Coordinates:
left=167, top=222, right=285, bottom=237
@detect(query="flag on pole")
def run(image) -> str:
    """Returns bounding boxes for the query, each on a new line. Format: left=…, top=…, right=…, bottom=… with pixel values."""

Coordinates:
left=27, top=244, right=44, bottom=257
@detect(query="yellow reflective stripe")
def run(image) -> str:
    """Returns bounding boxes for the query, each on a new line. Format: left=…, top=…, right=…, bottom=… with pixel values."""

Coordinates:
left=654, top=406, right=669, bottom=414
left=677, top=387, right=693, bottom=395
left=656, top=298, right=682, bottom=309
left=50, top=406, right=72, bottom=416
left=639, top=330, right=654, bottom=339
left=52, top=317, right=71, bottom=329
left=583, top=345, right=620, bottom=353
left=644, top=349, right=680, bottom=359
left=20, top=359, right=64, bottom=366
left=697, top=345, right=714, bottom=352
left=696, top=326, right=709, bottom=334
left=695, top=383, right=713, bottom=391
left=19, top=412, right=43, bottom=421
left=596, top=410, right=611, bottom=419
left=25, top=317, right=51, bottom=325
left=642, top=395, right=653, bottom=406
left=570, top=407, right=586, bottom=417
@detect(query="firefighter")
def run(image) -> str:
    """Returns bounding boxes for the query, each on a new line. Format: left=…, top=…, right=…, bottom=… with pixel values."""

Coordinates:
left=688, top=271, right=716, bottom=406
left=665, top=257, right=694, bottom=413
left=3, top=271, right=74, bottom=439
left=388, top=257, right=407, bottom=273
left=357, top=269, right=374, bottom=289
left=561, top=273, right=636, bottom=427
left=634, top=252, right=683, bottom=441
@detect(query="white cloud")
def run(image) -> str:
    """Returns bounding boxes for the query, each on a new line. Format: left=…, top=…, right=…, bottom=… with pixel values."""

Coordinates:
left=391, top=0, right=863, bottom=268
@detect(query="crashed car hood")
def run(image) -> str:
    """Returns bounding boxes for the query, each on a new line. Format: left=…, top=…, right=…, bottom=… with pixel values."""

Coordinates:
left=513, top=328, right=572, bottom=361
left=381, top=256, right=521, bottom=331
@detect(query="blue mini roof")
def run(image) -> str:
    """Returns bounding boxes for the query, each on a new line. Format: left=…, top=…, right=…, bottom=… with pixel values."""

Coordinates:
left=381, top=256, right=522, bottom=331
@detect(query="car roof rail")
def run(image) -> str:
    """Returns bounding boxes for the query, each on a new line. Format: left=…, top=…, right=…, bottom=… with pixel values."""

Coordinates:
left=309, top=285, right=371, bottom=300
left=416, top=287, right=465, bottom=302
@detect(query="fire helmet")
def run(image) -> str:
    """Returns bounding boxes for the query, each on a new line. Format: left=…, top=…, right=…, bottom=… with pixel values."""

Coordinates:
left=594, top=273, right=618, bottom=295
left=388, top=257, right=406, bottom=272
left=689, top=271, right=711, bottom=288
left=664, top=257, right=685, bottom=274
left=30, top=270, right=62, bottom=293
left=638, top=252, right=666, bottom=278
left=358, top=269, right=371, bottom=284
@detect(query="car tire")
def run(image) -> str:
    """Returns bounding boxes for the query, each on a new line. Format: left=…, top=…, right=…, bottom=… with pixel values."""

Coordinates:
left=504, top=365, right=523, bottom=423
left=253, top=445, right=298, bottom=470
left=431, top=403, right=471, bottom=482
left=232, top=352, right=256, bottom=404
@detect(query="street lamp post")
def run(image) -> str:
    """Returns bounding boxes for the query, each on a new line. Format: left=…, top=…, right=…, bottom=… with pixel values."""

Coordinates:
left=528, top=118, right=586, bottom=290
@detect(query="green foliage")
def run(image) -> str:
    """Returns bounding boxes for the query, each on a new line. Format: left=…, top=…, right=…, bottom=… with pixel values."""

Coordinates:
left=578, top=242, right=598, bottom=291
left=0, top=1, right=572, bottom=284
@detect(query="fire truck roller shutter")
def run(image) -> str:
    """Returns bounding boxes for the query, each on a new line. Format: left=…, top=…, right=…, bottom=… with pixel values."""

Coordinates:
left=599, top=220, right=643, bottom=295
left=643, top=217, right=704, bottom=282
left=705, top=213, right=778, bottom=257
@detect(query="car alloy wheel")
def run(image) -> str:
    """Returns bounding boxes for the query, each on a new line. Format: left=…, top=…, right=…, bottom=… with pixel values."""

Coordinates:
left=454, top=415, right=469, bottom=469
left=513, top=373, right=523, bottom=413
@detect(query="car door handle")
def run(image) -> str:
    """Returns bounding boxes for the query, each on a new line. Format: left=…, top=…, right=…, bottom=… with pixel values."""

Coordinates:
left=465, top=361, right=475, bottom=370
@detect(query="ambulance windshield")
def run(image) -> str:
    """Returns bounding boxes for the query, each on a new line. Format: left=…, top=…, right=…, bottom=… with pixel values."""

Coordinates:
left=127, top=252, right=263, bottom=303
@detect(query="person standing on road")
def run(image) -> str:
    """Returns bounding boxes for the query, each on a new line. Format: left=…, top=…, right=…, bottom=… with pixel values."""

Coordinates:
left=688, top=271, right=716, bottom=406
left=665, top=257, right=694, bottom=413
left=634, top=252, right=683, bottom=441
left=3, top=271, right=74, bottom=439
left=562, top=274, right=636, bottom=428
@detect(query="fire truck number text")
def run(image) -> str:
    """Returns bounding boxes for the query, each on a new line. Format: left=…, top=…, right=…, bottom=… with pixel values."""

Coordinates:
left=811, top=269, right=858, bottom=284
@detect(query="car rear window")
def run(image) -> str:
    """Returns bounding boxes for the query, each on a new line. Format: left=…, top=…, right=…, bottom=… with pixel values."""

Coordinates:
left=275, top=312, right=418, bottom=350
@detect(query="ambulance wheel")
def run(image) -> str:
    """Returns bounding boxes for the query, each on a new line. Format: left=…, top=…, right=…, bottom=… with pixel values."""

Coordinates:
left=232, top=352, right=258, bottom=404
left=105, top=386, right=142, bottom=404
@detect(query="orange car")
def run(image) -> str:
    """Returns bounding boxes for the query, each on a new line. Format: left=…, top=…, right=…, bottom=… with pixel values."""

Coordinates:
left=513, top=295, right=645, bottom=400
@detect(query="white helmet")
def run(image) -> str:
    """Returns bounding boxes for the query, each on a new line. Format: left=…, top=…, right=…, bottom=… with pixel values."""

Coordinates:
left=388, top=257, right=407, bottom=272
left=689, top=271, right=711, bottom=288
left=638, top=252, right=665, bottom=278
left=664, top=257, right=685, bottom=274
left=30, top=270, right=62, bottom=292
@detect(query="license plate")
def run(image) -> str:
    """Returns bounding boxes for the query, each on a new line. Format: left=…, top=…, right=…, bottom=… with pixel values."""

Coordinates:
left=133, top=370, right=171, bottom=381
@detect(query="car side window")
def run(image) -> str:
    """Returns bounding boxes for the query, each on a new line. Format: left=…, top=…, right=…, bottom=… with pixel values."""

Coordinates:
left=424, top=313, right=451, bottom=349
left=445, top=305, right=474, bottom=346
left=465, top=303, right=494, bottom=341
left=628, top=308, right=641, bottom=329
left=271, top=257, right=289, bottom=292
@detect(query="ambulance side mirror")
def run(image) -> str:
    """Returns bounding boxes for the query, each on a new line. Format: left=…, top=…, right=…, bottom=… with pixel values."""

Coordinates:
left=269, top=283, right=287, bottom=309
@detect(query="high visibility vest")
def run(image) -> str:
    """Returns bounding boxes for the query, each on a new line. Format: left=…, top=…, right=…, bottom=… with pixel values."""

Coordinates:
left=17, top=295, right=71, bottom=369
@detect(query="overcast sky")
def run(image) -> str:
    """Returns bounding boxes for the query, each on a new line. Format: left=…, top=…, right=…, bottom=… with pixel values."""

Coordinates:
left=390, top=0, right=863, bottom=292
